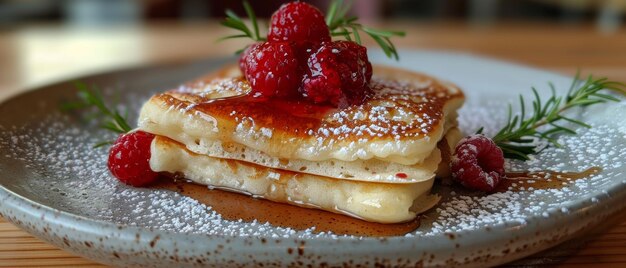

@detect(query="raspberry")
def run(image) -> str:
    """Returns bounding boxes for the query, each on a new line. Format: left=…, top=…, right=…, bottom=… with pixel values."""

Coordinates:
left=239, top=43, right=258, bottom=75
left=240, top=42, right=301, bottom=98
left=268, top=2, right=330, bottom=44
left=302, top=41, right=373, bottom=107
left=450, top=134, right=506, bottom=192
left=107, top=131, right=158, bottom=187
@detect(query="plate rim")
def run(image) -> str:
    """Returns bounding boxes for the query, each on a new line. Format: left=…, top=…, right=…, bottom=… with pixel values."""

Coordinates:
left=1, top=50, right=625, bottom=266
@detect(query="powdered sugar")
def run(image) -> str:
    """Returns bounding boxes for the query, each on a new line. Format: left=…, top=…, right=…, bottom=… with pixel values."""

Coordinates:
left=0, top=89, right=624, bottom=239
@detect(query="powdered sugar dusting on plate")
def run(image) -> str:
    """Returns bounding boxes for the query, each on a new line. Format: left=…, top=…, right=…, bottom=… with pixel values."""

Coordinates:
left=0, top=92, right=624, bottom=239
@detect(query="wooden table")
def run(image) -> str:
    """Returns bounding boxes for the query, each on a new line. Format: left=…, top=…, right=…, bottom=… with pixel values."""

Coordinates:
left=0, top=21, right=625, bottom=267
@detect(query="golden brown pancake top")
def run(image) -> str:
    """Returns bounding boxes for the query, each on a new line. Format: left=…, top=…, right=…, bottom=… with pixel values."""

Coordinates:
left=150, top=65, right=464, bottom=143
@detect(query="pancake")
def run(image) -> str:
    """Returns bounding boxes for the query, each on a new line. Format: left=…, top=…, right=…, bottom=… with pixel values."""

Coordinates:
left=139, top=65, right=462, bottom=166
left=157, top=134, right=449, bottom=184
left=138, top=65, right=464, bottom=182
left=138, top=64, right=465, bottom=223
left=150, top=136, right=442, bottom=223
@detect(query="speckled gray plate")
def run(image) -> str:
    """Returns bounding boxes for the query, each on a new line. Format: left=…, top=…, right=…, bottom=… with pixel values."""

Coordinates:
left=1, top=51, right=625, bottom=267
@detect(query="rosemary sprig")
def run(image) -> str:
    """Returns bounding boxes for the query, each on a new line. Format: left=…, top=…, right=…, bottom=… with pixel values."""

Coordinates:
left=219, top=0, right=265, bottom=48
left=490, top=74, right=625, bottom=160
left=62, top=82, right=132, bottom=148
left=326, top=0, right=405, bottom=60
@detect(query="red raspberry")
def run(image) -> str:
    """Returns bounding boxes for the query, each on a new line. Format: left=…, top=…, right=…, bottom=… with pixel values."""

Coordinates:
left=302, top=41, right=373, bottom=107
left=450, top=134, right=506, bottom=192
left=239, top=43, right=258, bottom=74
left=268, top=2, right=330, bottom=44
left=240, top=42, right=301, bottom=98
left=107, top=131, right=158, bottom=187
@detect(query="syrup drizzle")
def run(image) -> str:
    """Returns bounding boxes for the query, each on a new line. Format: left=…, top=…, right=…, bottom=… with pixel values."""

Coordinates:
left=149, top=167, right=601, bottom=236
left=495, top=167, right=602, bottom=192
left=196, top=94, right=335, bottom=120
left=162, top=69, right=464, bottom=143
left=152, top=178, right=420, bottom=237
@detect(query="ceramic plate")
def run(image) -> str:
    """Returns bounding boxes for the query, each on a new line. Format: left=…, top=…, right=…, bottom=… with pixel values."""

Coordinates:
left=1, top=51, right=625, bottom=267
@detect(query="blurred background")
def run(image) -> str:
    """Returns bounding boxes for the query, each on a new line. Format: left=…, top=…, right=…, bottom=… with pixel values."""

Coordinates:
left=1, top=0, right=624, bottom=28
left=0, top=0, right=624, bottom=99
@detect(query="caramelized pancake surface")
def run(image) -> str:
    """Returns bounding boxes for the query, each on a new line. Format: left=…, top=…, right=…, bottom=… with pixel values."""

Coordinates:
left=139, top=65, right=464, bottom=165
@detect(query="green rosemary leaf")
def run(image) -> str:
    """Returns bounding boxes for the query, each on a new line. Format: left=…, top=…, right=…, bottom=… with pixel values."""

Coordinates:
left=361, top=27, right=406, bottom=38
left=336, top=1, right=353, bottom=24
left=327, top=1, right=354, bottom=30
left=101, top=122, right=125, bottom=134
left=558, top=115, right=592, bottom=128
left=218, top=2, right=268, bottom=51
left=498, top=145, right=534, bottom=160
left=225, top=9, right=241, bottom=20
left=387, top=36, right=399, bottom=59
left=518, top=95, right=526, bottom=127
left=326, top=0, right=341, bottom=26
left=326, top=0, right=404, bottom=60
left=345, top=16, right=358, bottom=25
left=60, top=101, right=89, bottom=112
left=62, top=82, right=133, bottom=137
left=242, top=1, right=260, bottom=41
left=548, top=122, right=577, bottom=135
left=531, top=87, right=542, bottom=120
left=489, top=74, right=625, bottom=160
left=342, top=26, right=353, bottom=41
left=590, top=92, right=620, bottom=102
left=351, top=25, right=361, bottom=44
left=541, top=135, right=561, bottom=148
left=331, top=30, right=352, bottom=37
left=93, top=140, right=114, bottom=149
left=566, top=71, right=581, bottom=98
left=368, top=33, right=399, bottom=60
left=573, top=99, right=605, bottom=106
left=216, top=34, right=251, bottom=42
left=606, top=82, right=626, bottom=94
left=113, top=110, right=132, bottom=132
left=540, top=126, right=564, bottom=136
left=369, top=34, right=390, bottom=57
left=221, top=18, right=252, bottom=37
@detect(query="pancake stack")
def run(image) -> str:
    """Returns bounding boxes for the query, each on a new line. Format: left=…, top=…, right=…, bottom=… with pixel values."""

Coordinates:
left=138, top=65, right=465, bottom=223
